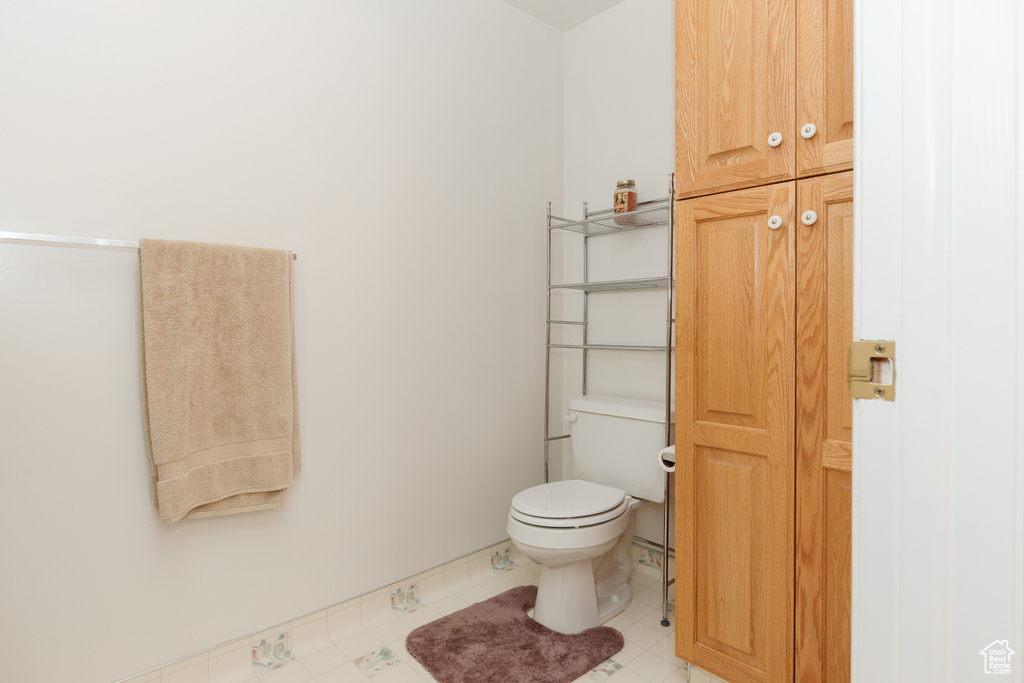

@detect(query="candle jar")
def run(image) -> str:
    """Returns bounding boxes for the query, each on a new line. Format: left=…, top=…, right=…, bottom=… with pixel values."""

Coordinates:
left=613, top=179, right=638, bottom=225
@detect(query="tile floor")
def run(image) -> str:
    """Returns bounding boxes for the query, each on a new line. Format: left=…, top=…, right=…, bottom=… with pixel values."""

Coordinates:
left=123, top=542, right=726, bottom=683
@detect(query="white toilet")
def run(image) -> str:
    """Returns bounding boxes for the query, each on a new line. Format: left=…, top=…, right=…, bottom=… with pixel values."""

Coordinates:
left=507, top=395, right=668, bottom=634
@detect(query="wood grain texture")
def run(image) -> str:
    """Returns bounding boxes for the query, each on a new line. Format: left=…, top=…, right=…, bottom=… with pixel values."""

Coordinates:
left=795, top=171, right=853, bottom=683
left=699, top=452, right=759, bottom=654
left=675, top=183, right=795, bottom=683
left=796, top=0, right=854, bottom=175
left=824, top=470, right=852, bottom=681
left=675, top=0, right=795, bottom=198
left=821, top=440, right=853, bottom=473
left=693, top=421, right=771, bottom=454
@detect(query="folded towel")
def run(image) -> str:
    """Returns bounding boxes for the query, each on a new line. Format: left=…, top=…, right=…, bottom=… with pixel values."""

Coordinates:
left=139, top=239, right=300, bottom=522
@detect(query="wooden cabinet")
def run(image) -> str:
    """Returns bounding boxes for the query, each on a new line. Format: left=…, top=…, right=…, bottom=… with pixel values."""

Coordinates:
left=674, top=183, right=796, bottom=683
left=675, top=0, right=853, bottom=199
left=795, top=171, right=853, bottom=683
left=674, top=173, right=853, bottom=683
left=795, top=0, right=855, bottom=176
left=674, top=0, right=795, bottom=198
left=673, top=0, right=854, bottom=676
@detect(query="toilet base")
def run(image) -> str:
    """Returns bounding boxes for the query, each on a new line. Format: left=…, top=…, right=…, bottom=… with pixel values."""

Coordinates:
left=515, top=500, right=641, bottom=634
left=530, top=549, right=635, bottom=634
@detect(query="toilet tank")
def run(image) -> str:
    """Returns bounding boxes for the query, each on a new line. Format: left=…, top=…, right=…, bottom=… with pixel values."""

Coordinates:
left=567, top=395, right=670, bottom=504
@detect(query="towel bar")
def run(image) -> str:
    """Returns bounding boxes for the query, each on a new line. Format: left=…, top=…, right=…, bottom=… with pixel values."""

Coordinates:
left=0, top=231, right=297, bottom=260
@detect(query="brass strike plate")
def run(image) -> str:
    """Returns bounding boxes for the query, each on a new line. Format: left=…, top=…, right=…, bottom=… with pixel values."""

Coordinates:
left=848, top=340, right=896, bottom=401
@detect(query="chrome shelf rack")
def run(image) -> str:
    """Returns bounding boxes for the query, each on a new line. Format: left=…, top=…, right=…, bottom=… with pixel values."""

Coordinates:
left=543, top=174, right=676, bottom=628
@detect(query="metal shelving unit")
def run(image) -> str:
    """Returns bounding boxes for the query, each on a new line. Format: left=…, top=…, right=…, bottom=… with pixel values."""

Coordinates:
left=543, top=174, right=676, bottom=628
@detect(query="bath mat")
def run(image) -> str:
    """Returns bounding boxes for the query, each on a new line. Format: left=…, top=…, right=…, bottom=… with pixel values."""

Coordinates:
left=406, top=585, right=623, bottom=683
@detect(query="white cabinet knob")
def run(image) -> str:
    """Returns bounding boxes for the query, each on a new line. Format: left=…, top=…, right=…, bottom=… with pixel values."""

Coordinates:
left=801, top=123, right=817, bottom=139
left=767, top=132, right=783, bottom=148
left=801, top=210, right=818, bottom=226
left=767, top=215, right=783, bottom=230
left=565, top=412, right=578, bottom=424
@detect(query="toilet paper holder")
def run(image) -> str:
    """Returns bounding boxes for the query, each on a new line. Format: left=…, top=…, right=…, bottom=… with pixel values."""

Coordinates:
left=658, top=445, right=675, bottom=473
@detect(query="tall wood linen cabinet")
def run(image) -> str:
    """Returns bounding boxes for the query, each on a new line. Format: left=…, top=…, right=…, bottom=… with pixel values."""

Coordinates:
left=673, top=0, right=853, bottom=681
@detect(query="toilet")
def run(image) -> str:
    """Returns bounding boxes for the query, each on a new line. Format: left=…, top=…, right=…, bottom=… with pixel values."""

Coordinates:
left=507, top=395, right=668, bottom=634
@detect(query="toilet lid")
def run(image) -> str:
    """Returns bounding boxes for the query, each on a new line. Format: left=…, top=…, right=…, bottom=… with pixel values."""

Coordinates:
left=511, top=480, right=626, bottom=519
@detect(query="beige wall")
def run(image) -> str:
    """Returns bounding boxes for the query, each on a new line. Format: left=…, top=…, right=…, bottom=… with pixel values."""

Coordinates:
left=0, top=2, right=562, bottom=681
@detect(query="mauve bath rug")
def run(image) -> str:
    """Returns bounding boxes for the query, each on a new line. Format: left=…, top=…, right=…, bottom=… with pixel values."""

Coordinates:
left=405, top=585, right=623, bottom=683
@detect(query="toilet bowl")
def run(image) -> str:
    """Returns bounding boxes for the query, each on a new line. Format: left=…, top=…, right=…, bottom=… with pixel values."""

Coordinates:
left=507, top=479, right=641, bottom=634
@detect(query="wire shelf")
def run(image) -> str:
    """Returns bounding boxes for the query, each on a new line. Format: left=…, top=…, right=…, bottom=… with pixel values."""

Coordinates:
left=549, top=276, right=671, bottom=292
left=548, top=343, right=674, bottom=352
left=544, top=175, right=676, bottom=631
left=550, top=202, right=671, bottom=236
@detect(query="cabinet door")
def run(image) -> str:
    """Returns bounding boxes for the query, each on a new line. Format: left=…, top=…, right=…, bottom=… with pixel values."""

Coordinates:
left=674, top=183, right=795, bottom=683
left=795, top=172, right=853, bottom=682
left=675, top=0, right=795, bottom=198
left=795, top=0, right=854, bottom=175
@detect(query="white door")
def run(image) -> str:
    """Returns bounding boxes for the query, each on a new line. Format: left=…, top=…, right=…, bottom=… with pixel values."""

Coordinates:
left=854, top=0, right=1024, bottom=680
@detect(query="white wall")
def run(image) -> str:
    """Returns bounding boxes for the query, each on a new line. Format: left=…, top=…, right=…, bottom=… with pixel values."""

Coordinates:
left=854, top=0, right=1024, bottom=679
left=0, top=2, right=562, bottom=681
left=556, top=0, right=675, bottom=544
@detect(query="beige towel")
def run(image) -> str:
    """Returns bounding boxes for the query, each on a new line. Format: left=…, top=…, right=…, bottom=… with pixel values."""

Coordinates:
left=139, top=239, right=300, bottom=522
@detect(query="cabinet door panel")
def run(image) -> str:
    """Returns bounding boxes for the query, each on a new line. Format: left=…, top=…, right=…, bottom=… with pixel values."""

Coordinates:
left=675, top=183, right=795, bottom=683
left=697, top=449, right=765, bottom=662
left=676, top=0, right=795, bottom=198
left=796, top=0, right=854, bottom=175
left=795, top=171, right=853, bottom=682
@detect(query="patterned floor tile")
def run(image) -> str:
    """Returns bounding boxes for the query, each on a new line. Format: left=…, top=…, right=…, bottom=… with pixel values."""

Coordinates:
left=390, top=585, right=421, bottom=613
left=337, top=632, right=385, bottom=661
left=585, top=658, right=623, bottom=680
left=490, top=548, right=516, bottom=571
left=122, top=542, right=690, bottom=683
left=352, top=645, right=402, bottom=677
left=252, top=634, right=297, bottom=671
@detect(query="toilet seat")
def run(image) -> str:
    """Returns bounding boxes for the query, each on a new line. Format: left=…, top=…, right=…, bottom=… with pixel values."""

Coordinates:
left=509, top=499, right=630, bottom=528
left=511, top=479, right=625, bottom=522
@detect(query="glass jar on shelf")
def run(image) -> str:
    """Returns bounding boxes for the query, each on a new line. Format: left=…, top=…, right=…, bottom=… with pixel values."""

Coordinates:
left=613, top=179, right=638, bottom=225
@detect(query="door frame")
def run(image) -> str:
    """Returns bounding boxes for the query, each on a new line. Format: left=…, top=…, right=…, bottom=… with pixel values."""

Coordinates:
left=853, top=0, right=1024, bottom=679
